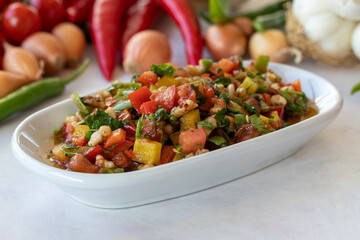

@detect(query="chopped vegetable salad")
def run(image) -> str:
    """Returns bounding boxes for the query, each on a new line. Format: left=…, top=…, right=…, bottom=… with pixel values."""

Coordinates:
left=47, top=55, right=317, bottom=173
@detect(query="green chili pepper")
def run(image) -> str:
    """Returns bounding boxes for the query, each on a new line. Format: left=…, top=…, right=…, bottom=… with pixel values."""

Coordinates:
left=254, top=55, right=270, bottom=73
left=113, top=100, right=133, bottom=112
left=351, top=82, right=360, bottom=95
left=0, top=59, right=90, bottom=122
left=200, top=59, right=213, bottom=73
left=238, top=0, right=290, bottom=20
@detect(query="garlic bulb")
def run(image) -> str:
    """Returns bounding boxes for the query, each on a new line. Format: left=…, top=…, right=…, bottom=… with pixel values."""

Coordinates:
left=351, top=23, right=360, bottom=59
left=291, top=0, right=357, bottom=58
left=326, top=0, right=360, bottom=21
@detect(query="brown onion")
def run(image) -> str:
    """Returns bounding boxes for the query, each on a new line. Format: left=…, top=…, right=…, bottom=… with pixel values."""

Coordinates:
left=0, top=71, right=29, bottom=98
left=232, top=17, right=254, bottom=37
left=205, top=23, right=247, bottom=60
left=3, top=43, right=42, bottom=80
left=249, top=29, right=289, bottom=63
left=52, top=22, right=86, bottom=68
left=21, top=32, right=66, bottom=75
left=123, top=30, right=171, bottom=75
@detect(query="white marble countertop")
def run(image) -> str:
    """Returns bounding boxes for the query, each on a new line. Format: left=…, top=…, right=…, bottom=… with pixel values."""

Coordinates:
left=1, top=19, right=360, bottom=240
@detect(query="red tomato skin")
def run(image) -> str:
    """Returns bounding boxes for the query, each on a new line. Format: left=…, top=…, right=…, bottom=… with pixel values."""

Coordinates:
left=84, top=145, right=103, bottom=161
left=137, top=71, right=158, bottom=85
left=140, top=100, right=158, bottom=114
left=142, top=119, right=163, bottom=142
left=153, top=85, right=176, bottom=112
left=30, top=0, right=66, bottom=31
left=103, top=128, right=127, bottom=149
left=127, top=86, right=152, bottom=113
left=179, top=128, right=206, bottom=154
left=72, top=136, right=88, bottom=147
left=176, top=83, right=196, bottom=106
left=260, top=93, right=271, bottom=105
left=123, top=123, right=136, bottom=136
left=1, top=3, right=41, bottom=45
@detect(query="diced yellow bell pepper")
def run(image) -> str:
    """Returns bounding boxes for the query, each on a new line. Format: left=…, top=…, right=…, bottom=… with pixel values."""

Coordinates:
left=149, top=84, right=157, bottom=91
left=133, top=138, right=162, bottom=165
left=180, top=109, right=200, bottom=131
left=156, top=75, right=179, bottom=88
left=170, top=131, right=180, bottom=145
left=241, top=77, right=259, bottom=94
left=228, top=100, right=248, bottom=115
left=72, top=125, right=90, bottom=138
left=259, top=115, right=269, bottom=123
left=52, top=144, right=70, bottom=162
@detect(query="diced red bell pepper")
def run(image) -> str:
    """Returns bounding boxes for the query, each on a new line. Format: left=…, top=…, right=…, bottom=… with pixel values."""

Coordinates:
left=178, top=128, right=206, bottom=154
left=103, top=128, right=126, bottom=149
left=154, top=85, right=176, bottom=111
left=160, top=145, right=176, bottom=164
left=62, top=122, right=75, bottom=142
left=127, top=86, right=152, bottom=113
left=137, top=71, right=158, bottom=85
left=292, top=79, right=302, bottom=92
left=72, top=136, right=88, bottom=147
left=260, top=93, right=271, bottom=105
left=84, top=145, right=103, bottom=161
left=140, top=100, right=158, bottom=114
left=123, top=123, right=136, bottom=135
left=176, top=83, right=196, bottom=106
left=111, top=140, right=134, bottom=154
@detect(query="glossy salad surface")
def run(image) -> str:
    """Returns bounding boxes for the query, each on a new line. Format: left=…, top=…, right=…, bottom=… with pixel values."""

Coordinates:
left=47, top=56, right=317, bottom=174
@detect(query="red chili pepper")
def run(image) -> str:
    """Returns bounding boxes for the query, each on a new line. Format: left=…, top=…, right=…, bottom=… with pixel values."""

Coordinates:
left=119, top=0, right=161, bottom=63
left=90, top=0, right=136, bottom=81
left=156, top=0, right=203, bottom=65
left=66, top=0, right=94, bottom=24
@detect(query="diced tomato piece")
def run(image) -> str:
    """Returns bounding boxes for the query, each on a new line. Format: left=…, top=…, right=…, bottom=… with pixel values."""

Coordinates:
left=199, top=87, right=215, bottom=111
left=123, top=123, right=136, bottom=135
left=175, top=66, right=190, bottom=77
left=127, top=86, right=152, bottom=113
left=176, top=83, right=196, bottom=106
left=160, top=145, right=176, bottom=164
left=178, top=129, right=206, bottom=154
left=105, top=97, right=116, bottom=107
left=210, top=58, right=237, bottom=76
left=124, top=149, right=135, bottom=160
left=117, top=109, right=131, bottom=121
left=72, top=136, right=88, bottom=147
left=62, top=122, right=75, bottom=142
left=153, top=85, right=176, bottom=111
left=292, top=79, right=302, bottom=92
left=137, top=71, right=158, bottom=85
left=201, top=73, right=210, bottom=78
left=260, top=93, right=271, bottom=105
left=140, top=100, right=158, bottom=114
left=142, top=119, right=163, bottom=142
left=69, top=154, right=100, bottom=173
left=84, top=145, right=103, bottom=162
left=103, top=128, right=126, bottom=149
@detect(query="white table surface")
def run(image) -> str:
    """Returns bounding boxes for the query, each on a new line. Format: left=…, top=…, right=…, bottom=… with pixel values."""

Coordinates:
left=1, top=19, right=360, bottom=240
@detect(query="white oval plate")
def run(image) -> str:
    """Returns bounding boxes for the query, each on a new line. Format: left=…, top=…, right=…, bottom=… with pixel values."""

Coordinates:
left=11, top=62, right=342, bottom=208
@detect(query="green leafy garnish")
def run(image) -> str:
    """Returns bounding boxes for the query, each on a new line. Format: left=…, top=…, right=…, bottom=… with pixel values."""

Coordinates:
left=191, top=85, right=206, bottom=104
left=215, top=77, right=231, bottom=87
left=151, top=64, right=175, bottom=77
left=53, top=125, right=63, bottom=135
left=207, top=136, right=227, bottom=147
left=284, top=92, right=308, bottom=113
left=235, top=114, right=248, bottom=128
left=114, top=168, right=125, bottom=173
left=62, top=144, right=79, bottom=157
left=244, top=102, right=259, bottom=115
left=135, top=115, right=144, bottom=139
left=130, top=75, right=142, bottom=90
left=197, top=121, right=216, bottom=130
left=84, top=129, right=96, bottom=140
left=81, top=109, right=127, bottom=131
left=249, top=115, right=269, bottom=133
left=214, top=109, right=230, bottom=127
